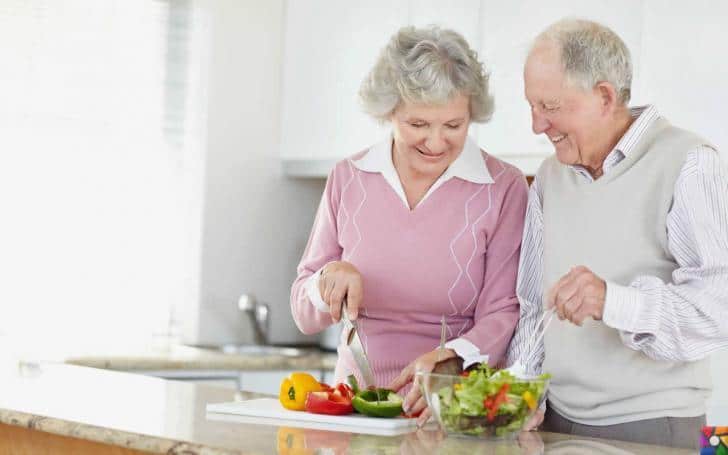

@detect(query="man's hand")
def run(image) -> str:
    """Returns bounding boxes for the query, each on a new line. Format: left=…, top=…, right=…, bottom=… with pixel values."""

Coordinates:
left=318, top=261, right=363, bottom=322
left=546, top=265, right=606, bottom=325
left=388, top=349, right=461, bottom=427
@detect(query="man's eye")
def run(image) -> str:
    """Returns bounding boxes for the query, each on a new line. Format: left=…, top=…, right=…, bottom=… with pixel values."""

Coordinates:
left=446, top=123, right=462, bottom=129
left=410, top=123, right=426, bottom=128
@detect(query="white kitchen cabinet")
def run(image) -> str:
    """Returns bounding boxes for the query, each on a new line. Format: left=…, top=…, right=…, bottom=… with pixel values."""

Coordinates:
left=280, top=1, right=727, bottom=176
left=279, top=0, right=404, bottom=175
left=279, top=0, right=487, bottom=176
left=279, top=0, right=644, bottom=176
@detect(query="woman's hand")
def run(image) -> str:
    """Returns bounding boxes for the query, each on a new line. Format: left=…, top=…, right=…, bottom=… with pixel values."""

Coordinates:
left=318, top=261, right=363, bottom=322
left=388, top=349, right=462, bottom=427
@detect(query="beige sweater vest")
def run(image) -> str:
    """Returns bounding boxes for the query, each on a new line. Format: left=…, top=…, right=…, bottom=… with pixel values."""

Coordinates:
left=539, top=117, right=712, bottom=425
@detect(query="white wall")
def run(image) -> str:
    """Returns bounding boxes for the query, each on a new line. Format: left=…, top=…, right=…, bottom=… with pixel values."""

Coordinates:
left=180, top=0, right=325, bottom=346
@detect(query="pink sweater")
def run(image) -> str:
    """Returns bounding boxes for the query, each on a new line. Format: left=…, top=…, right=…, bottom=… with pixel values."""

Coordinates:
left=291, top=139, right=528, bottom=388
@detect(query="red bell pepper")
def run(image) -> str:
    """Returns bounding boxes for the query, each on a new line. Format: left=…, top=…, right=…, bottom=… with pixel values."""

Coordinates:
left=484, top=383, right=510, bottom=422
left=304, top=382, right=355, bottom=415
left=334, top=383, right=354, bottom=401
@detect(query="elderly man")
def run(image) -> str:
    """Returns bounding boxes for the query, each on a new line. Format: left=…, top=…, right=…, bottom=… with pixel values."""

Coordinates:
left=506, top=18, right=728, bottom=448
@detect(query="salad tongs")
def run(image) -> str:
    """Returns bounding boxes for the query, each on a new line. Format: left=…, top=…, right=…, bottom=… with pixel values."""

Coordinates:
left=505, top=307, right=555, bottom=378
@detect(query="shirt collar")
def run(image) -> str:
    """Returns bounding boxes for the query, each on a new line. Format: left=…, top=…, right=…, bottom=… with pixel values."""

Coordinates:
left=351, top=134, right=494, bottom=184
left=612, top=104, right=659, bottom=158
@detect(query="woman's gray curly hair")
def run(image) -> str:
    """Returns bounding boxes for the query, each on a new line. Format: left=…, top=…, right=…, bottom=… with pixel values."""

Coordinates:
left=359, top=25, right=494, bottom=123
left=533, top=18, right=633, bottom=104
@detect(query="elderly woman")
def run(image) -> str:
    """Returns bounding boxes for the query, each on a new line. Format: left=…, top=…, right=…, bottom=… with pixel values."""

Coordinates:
left=290, top=25, right=528, bottom=424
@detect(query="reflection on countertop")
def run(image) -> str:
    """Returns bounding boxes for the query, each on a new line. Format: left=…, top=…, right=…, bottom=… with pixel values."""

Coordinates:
left=0, top=361, right=694, bottom=455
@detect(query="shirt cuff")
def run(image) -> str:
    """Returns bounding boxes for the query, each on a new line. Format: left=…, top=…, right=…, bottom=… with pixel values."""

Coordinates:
left=305, top=268, right=330, bottom=313
left=602, top=281, right=643, bottom=332
left=444, top=338, right=489, bottom=369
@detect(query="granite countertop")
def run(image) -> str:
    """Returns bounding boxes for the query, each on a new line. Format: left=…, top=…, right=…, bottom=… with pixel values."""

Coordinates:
left=62, top=344, right=338, bottom=372
left=0, top=361, right=694, bottom=455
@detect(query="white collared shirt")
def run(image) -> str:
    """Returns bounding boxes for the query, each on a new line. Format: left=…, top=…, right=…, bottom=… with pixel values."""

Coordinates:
left=350, top=134, right=493, bottom=209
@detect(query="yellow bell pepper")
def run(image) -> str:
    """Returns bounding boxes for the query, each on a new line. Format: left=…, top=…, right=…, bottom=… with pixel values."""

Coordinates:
left=522, top=390, right=537, bottom=411
left=279, top=372, right=322, bottom=411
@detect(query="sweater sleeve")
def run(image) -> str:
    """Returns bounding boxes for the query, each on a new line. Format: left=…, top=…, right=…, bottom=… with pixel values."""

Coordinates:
left=458, top=171, right=528, bottom=365
left=290, top=164, right=345, bottom=335
left=602, top=146, right=728, bottom=360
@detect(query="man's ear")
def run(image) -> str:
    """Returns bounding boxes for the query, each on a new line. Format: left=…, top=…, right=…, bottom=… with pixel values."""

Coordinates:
left=595, top=81, right=619, bottom=115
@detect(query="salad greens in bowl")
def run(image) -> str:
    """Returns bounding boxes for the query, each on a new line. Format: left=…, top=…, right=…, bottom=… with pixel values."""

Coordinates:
left=417, top=363, right=550, bottom=438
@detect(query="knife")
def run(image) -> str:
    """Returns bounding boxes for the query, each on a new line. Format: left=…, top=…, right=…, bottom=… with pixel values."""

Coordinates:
left=341, top=299, right=376, bottom=389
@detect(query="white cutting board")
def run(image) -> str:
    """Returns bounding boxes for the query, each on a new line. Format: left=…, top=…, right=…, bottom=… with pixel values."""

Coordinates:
left=206, top=398, right=420, bottom=436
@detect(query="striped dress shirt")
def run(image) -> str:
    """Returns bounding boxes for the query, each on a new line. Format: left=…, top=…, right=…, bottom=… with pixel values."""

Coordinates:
left=506, top=105, right=728, bottom=376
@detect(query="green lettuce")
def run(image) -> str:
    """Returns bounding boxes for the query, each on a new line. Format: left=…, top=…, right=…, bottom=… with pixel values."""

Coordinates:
left=436, top=363, right=550, bottom=437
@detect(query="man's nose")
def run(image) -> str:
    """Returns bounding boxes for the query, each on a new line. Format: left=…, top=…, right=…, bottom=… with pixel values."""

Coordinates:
left=532, top=110, right=550, bottom=135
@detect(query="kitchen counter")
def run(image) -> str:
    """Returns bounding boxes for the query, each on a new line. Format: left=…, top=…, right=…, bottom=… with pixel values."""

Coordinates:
left=0, top=361, right=694, bottom=454
left=62, top=344, right=338, bottom=372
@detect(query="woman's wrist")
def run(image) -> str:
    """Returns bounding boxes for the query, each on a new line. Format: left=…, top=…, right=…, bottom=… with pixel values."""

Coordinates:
left=432, top=351, right=464, bottom=375
left=440, top=348, right=458, bottom=359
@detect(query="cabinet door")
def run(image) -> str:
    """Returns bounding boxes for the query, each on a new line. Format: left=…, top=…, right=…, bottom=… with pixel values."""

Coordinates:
left=280, top=1, right=406, bottom=168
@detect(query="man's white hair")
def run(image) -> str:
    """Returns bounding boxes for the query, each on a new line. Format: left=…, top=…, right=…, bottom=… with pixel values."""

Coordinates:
left=533, top=18, right=632, bottom=104
left=359, top=25, right=494, bottom=123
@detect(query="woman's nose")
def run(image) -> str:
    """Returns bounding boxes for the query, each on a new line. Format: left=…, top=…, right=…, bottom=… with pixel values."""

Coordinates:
left=425, top=129, right=448, bottom=153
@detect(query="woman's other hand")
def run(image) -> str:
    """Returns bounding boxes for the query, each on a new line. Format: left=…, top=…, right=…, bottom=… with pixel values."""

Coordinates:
left=318, top=261, right=363, bottom=322
left=388, top=349, right=462, bottom=427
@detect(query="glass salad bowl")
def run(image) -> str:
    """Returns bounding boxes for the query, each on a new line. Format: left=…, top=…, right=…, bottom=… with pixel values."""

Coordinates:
left=416, top=365, right=549, bottom=439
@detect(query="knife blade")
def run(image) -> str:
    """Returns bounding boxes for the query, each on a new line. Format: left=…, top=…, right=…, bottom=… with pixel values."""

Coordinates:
left=342, top=300, right=376, bottom=389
